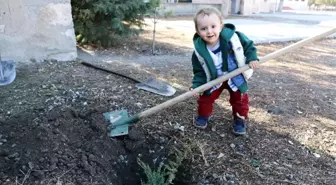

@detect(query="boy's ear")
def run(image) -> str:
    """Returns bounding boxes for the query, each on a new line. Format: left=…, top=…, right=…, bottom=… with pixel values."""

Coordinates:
left=196, top=29, right=200, bottom=36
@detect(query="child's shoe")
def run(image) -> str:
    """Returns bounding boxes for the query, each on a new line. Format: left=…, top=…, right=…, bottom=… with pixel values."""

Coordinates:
left=194, top=116, right=210, bottom=129
left=232, top=117, right=247, bottom=135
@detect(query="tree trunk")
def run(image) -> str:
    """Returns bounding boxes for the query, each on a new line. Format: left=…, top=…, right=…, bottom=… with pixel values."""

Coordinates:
left=152, top=7, right=157, bottom=55
left=277, top=0, right=284, bottom=12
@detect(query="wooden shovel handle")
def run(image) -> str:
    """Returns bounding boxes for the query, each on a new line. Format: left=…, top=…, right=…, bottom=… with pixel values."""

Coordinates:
left=81, top=61, right=141, bottom=83
left=137, top=28, right=336, bottom=119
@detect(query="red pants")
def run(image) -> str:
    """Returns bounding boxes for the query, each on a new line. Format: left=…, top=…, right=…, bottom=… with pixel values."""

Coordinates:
left=197, top=82, right=249, bottom=119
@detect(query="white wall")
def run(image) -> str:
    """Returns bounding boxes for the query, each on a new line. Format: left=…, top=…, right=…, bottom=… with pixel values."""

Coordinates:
left=283, top=0, right=309, bottom=10
left=0, top=0, right=77, bottom=62
left=161, top=3, right=222, bottom=15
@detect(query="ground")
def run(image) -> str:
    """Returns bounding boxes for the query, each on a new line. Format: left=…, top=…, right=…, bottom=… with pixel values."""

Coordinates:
left=1, top=16, right=336, bottom=185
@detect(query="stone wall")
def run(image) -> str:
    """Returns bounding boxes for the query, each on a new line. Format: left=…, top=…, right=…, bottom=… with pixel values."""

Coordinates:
left=0, top=0, right=77, bottom=62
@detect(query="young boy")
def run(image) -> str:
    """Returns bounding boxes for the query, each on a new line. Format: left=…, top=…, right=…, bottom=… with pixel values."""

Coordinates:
left=190, top=7, right=259, bottom=135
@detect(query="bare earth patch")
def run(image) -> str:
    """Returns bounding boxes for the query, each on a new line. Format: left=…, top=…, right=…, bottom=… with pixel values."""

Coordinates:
left=0, top=23, right=335, bottom=185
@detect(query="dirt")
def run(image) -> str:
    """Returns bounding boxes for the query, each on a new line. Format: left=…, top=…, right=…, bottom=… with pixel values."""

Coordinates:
left=1, top=21, right=336, bottom=185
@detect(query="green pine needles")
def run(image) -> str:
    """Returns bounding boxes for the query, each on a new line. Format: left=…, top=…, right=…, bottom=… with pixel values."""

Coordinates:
left=71, top=0, right=160, bottom=46
left=138, top=140, right=193, bottom=185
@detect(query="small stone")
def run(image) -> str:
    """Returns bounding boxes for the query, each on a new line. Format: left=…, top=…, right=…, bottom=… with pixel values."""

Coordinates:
left=88, top=154, right=95, bottom=161
left=267, top=107, right=283, bottom=115
left=286, top=174, right=294, bottom=180
left=237, top=145, right=244, bottom=152
left=288, top=140, right=294, bottom=145
left=28, top=162, right=34, bottom=169
left=220, top=134, right=225, bottom=138
left=32, top=170, right=44, bottom=179
left=313, top=153, right=321, bottom=158
left=83, top=102, right=88, bottom=106
left=136, top=102, right=143, bottom=107
left=8, top=152, right=19, bottom=159
left=228, top=181, right=235, bottom=185
left=51, top=157, right=58, bottom=165
left=212, top=173, right=219, bottom=179
left=159, top=137, right=167, bottom=144
left=225, top=173, right=235, bottom=181
left=230, top=143, right=236, bottom=149
left=217, top=153, right=225, bottom=158
left=0, top=149, right=9, bottom=157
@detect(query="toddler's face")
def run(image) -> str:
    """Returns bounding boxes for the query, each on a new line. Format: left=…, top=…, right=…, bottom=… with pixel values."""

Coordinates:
left=196, top=13, right=223, bottom=47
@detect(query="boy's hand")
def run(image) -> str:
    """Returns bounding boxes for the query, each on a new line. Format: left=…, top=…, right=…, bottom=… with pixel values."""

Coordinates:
left=248, top=61, right=259, bottom=69
left=189, top=87, right=200, bottom=97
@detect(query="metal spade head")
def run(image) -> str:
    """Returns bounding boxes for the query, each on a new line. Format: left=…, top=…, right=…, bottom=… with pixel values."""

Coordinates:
left=104, top=110, right=140, bottom=137
left=0, top=60, right=16, bottom=86
left=135, top=77, right=176, bottom=96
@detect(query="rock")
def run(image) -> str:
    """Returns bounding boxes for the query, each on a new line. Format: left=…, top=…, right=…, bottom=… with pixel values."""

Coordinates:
left=67, top=162, right=76, bottom=168
left=230, top=143, right=236, bottom=149
left=51, top=157, right=58, bottom=165
left=286, top=174, right=294, bottom=180
left=228, top=180, right=235, bottom=185
left=267, top=107, right=283, bottom=115
left=237, top=145, right=244, bottom=152
left=212, top=173, right=219, bottom=179
left=225, top=173, right=235, bottom=181
left=217, top=153, right=225, bottom=159
left=0, top=149, right=9, bottom=157
left=28, top=161, right=34, bottom=169
left=81, top=155, right=88, bottom=166
left=313, top=153, right=321, bottom=158
left=62, top=107, right=78, bottom=118
left=128, top=129, right=145, bottom=141
left=32, top=170, right=44, bottom=179
left=47, top=110, right=60, bottom=121
left=88, top=154, right=95, bottom=161
left=8, top=152, right=19, bottom=159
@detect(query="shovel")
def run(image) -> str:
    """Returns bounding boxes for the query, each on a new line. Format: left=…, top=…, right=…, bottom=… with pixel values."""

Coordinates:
left=0, top=54, right=16, bottom=86
left=81, top=61, right=176, bottom=96
left=104, top=28, right=336, bottom=137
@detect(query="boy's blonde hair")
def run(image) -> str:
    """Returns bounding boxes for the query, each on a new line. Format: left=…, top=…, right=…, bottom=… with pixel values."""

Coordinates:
left=193, top=7, right=223, bottom=30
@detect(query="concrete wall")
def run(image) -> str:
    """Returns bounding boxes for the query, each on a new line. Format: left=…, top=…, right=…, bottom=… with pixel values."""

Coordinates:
left=283, top=0, right=308, bottom=10
left=240, top=0, right=254, bottom=15
left=252, top=0, right=271, bottom=13
left=161, top=3, right=222, bottom=15
left=193, top=0, right=222, bottom=3
left=0, top=0, right=77, bottom=62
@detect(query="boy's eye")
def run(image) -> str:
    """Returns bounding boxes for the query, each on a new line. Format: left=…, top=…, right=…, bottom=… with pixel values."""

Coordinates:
left=201, top=28, right=206, bottom=31
left=212, top=25, right=216, bottom=28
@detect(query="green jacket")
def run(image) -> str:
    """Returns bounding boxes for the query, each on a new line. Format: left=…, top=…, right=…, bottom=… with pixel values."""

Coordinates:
left=191, top=23, right=258, bottom=95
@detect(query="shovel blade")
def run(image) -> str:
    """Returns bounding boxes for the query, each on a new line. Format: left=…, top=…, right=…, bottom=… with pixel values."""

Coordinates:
left=0, top=60, right=16, bottom=86
left=136, top=78, right=176, bottom=96
left=103, top=110, right=139, bottom=137
left=110, top=124, right=129, bottom=137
